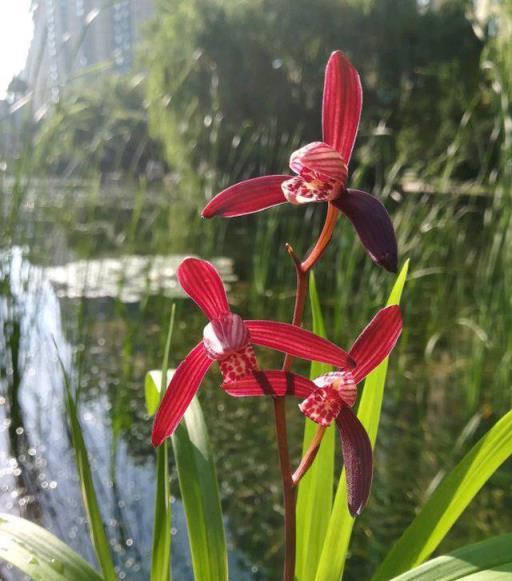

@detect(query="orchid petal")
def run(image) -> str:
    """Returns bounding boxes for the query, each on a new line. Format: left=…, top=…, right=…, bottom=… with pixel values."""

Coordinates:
left=222, top=370, right=315, bottom=398
left=202, top=175, right=290, bottom=218
left=152, top=342, right=213, bottom=446
left=350, top=306, right=402, bottom=384
left=289, top=142, right=348, bottom=183
left=245, top=320, right=356, bottom=369
left=177, top=257, right=230, bottom=320
left=336, top=406, right=373, bottom=516
left=322, top=51, right=362, bottom=164
left=333, top=189, right=398, bottom=272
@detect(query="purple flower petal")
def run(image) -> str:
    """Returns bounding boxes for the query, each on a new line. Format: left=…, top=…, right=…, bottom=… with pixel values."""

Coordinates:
left=333, top=188, right=398, bottom=272
left=336, top=406, right=373, bottom=516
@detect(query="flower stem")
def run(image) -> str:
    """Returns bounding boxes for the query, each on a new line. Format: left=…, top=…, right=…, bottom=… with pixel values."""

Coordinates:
left=274, top=202, right=339, bottom=581
left=273, top=397, right=296, bottom=581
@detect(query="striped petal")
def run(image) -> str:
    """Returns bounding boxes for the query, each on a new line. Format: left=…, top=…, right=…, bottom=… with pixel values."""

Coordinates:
left=177, top=257, right=230, bottom=320
left=289, top=142, right=348, bottom=183
left=322, top=51, right=362, bottom=164
left=350, top=306, right=402, bottom=384
left=336, top=406, right=373, bottom=516
left=245, top=320, right=356, bottom=369
left=222, top=370, right=315, bottom=398
left=203, top=313, right=250, bottom=359
left=152, top=342, right=213, bottom=446
left=202, top=175, right=289, bottom=218
left=333, top=188, right=398, bottom=273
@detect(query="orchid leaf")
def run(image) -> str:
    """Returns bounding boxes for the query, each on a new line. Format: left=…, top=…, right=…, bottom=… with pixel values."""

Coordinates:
left=315, top=260, right=409, bottom=581
left=295, top=272, right=336, bottom=580
left=57, top=351, right=117, bottom=581
left=172, top=396, right=228, bottom=581
left=372, top=407, right=512, bottom=580
left=151, top=305, right=175, bottom=581
left=0, top=512, right=104, bottom=581
left=389, top=534, right=512, bottom=580
left=145, top=370, right=175, bottom=417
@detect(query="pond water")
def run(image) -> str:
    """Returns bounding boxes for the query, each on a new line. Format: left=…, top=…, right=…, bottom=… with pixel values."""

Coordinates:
left=0, top=178, right=511, bottom=580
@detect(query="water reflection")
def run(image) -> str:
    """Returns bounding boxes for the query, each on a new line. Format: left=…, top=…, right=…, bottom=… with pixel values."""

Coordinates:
left=45, top=255, right=235, bottom=302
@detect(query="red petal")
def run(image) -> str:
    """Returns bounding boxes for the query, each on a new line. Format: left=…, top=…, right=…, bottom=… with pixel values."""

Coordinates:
left=350, top=306, right=402, bottom=384
left=336, top=406, right=373, bottom=516
left=333, top=189, right=398, bottom=273
left=222, top=370, right=315, bottom=398
left=322, top=51, right=362, bottom=164
left=177, top=258, right=230, bottom=320
left=202, top=175, right=289, bottom=218
left=245, top=320, right=356, bottom=369
left=289, top=142, right=347, bottom=183
left=152, top=343, right=213, bottom=446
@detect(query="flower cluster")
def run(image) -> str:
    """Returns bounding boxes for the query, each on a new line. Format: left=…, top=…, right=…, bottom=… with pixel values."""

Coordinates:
left=152, top=51, right=402, bottom=518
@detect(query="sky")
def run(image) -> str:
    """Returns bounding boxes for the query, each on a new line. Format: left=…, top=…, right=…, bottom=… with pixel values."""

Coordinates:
left=0, top=1, right=34, bottom=98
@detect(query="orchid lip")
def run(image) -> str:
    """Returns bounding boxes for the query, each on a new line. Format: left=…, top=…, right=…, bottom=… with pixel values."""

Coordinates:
left=313, top=369, right=357, bottom=406
left=203, top=313, right=251, bottom=360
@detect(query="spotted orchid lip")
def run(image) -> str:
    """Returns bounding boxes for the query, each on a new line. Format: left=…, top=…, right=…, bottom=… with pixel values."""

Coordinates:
left=313, top=370, right=357, bottom=407
left=299, top=386, right=344, bottom=427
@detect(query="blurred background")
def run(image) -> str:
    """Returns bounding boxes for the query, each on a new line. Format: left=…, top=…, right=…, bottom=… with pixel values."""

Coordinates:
left=0, top=0, right=511, bottom=579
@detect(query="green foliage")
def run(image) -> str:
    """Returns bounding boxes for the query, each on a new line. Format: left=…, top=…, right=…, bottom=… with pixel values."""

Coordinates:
left=33, top=75, right=163, bottom=177
left=314, top=260, right=409, bottom=581
left=172, top=397, right=228, bottom=581
left=389, top=534, right=512, bottom=581
left=0, top=513, right=104, bottom=581
left=372, top=406, right=512, bottom=580
left=56, top=352, right=117, bottom=581
left=295, top=272, right=335, bottom=580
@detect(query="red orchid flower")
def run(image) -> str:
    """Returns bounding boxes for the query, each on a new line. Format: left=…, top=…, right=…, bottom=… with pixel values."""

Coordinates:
left=202, top=51, right=398, bottom=273
left=152, top=257, right=357, bottom=446
left=223, top=305, right=402, bottom=516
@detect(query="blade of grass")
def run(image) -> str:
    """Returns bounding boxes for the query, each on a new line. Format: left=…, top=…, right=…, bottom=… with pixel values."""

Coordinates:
left=372, top=407, right=512, bottom=580
left=0, top=512, right=104, bottom=581
left=150, top=305, right=176, bottom=581
left=315, top=260, right=409, bottom=581
left=389, top=534, right=512, bottom=581
left=54, top=344, right=117, bottom=581
left=295, top=271, right=335, bottom=580
left=172, top=396, right=228, bottom=581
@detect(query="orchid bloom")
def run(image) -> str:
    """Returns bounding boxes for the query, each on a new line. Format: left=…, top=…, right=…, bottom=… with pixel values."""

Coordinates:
left=202, top=51, right=398, bottom=272
left=223, top=305, right=402, bottom=516
left=152, top=257, right=357, bottom=446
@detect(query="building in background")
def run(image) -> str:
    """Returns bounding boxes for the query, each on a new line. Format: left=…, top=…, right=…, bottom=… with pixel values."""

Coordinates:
left=24, top=0, right=154, bottom=113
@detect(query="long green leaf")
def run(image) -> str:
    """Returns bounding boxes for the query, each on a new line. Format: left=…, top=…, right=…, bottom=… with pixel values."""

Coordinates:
left=56, top=350, right=117, bottom=581
left=172, top=396, right=228, bottom=581
left=390, top=534, right=512, bottom=581
left=372, top=407, right=512, bottom=580
left=296, top=271, right=335, bottom=580
left=150, top=305, right=176, bottom=581
left=315, top=260, right=409, bottom=581
left=0, top=512, right=104, bottom=581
